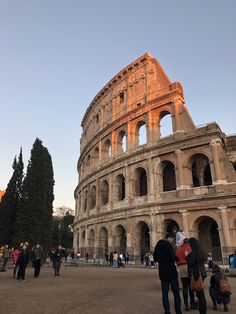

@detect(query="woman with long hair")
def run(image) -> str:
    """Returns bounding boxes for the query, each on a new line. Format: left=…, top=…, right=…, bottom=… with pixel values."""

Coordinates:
left=186, top=237, right=207, bottom=314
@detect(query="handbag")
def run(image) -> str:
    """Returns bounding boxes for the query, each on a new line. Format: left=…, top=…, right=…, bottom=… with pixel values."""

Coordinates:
left=190, top=262, right=204, bottom=291
left=190, top=275, right=204, bottom=291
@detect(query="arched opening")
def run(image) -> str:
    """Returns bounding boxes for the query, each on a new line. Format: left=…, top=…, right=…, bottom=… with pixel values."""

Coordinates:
left=117, top=130, right=127, bottom=154
left=159, top=111, right=172, bottom=138
left=115, top=174, right=125, bottom=201
left=83, top=190, right=88, bottom=211
left=103, top=139, right=112, bottom=161
left=87, top=229, right=95, bottom=257
left=233, top=162, right=236, bottom=171
left=114, top=225, right=127, bottom=253
left=90, top=185, right=96, bottom=209
left=98, top=227, right=108, bottom=258
left=196, top=216, right=222, bottom=261
left=135, top=167, right=148, bottom=196
left=162, top=161, right=176, bottom=191
left=93, top=147, right=99, bottom=165
left=191, top=154, right=212, bottom=187
left=136, top=121, right=147, bottom=146
left=101, top=180, right=109, bottom=205
left=137, top=221, right=150, bottom=257
left=163, top=219, right=179, bottom=235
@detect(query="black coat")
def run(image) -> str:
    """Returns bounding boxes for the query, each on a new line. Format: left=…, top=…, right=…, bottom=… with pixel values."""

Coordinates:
left=18, top=250, right=30, bottom=266
left=186, top=250, right=207, bottom=279
left=154, top=239, right=179, bottom=281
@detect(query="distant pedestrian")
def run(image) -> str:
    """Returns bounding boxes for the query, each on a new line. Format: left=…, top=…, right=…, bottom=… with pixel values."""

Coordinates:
left=52, top=245, right=64, bottom=276
left=207, top=252, right=213, bottom=269
left=32, top=244, right=43, bottom=277
left=85, top=252, right=89, bottom=263
left=17, top=244, right=30, bottom=281
left=154, top=234, right=182, bottom=314
left=12, top=247, right=21, bottom=279
left=124, top=251, right=129, bottom=265
left=0, top=245, right=10, bottom=272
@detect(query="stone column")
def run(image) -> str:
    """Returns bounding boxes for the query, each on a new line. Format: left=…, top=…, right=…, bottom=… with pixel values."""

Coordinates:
left=111, top=130, right=115, bottom=158
left=95, top=179, right=99, bottom=211
left=109, top=173, right=113, bottom=210
left=218, top=206, right=232, bottom=262
left=73, top=230, right=78, bottom=253
left=127, top=120, right=136, bottom=150
left=125, top=165, right=131, bottom=202
left=148, top=158, right=155, bottom=199
left=173, top=97, right=184, bottom=134
left=179, top=210, right=189, bottom=237
left=210, top=139, right=224, bottom=184
left=175, top=149, right=185, bottom=189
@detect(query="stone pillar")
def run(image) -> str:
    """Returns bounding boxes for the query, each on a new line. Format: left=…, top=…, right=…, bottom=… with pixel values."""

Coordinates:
left=109, top=173, right=113, bottom=210
left=180, top=210, right=189, bottom=237
left=148, top=158, right=155, bottom=199
left=111, top=130, right=115, bottom=158
left=218, top=206, right=232, bottom=263
left=175, top=149, right=185, bottom=189
left=127, top=120, right=136, bottom=150
left=99, top=139, right=102, bottom=162
left=95, top=179, right=99, bottom=211
left=173, top=97, right=184, bottom=133
left=147, top=110, right=160, bottom=142
left=73, top=230, right=78, bottom=253
left=210, top=139, right=224, bottom=184
left=125, top=165, right=131, bottom=202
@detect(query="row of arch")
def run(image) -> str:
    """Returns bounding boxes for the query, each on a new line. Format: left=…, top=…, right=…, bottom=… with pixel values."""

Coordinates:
left=80, top=112, right=173, bottom=176
left=77, top=216, right=223, bottom=261
left=79, top=153, right=212, bottom=211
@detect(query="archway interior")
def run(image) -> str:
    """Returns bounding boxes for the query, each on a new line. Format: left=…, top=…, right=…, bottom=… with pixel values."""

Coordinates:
left=163, top=161, right=176, bottom=191
left=136, top=167, right=147, bottom=196
left=198, top=217, right=222, bottom=261
left=102, top=180, right=109, bottom=205
left=138, top=222, right=150, bottom=256
left=88, top=229, right=95, bottom=256
left=160, top=111, right=172, bottom=137
left=114, top=225, right=127, bottom=253
left=90, top=186, right=96, bottom=208
left=191, top=154, right=212, bottom=187
left=116, top=174, right=125, bottom=201
left=98, top=227, right=108, bottom=258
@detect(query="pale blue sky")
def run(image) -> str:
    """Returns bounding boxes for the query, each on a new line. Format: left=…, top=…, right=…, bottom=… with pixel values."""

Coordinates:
left=0, top=0, right=235, bottom=209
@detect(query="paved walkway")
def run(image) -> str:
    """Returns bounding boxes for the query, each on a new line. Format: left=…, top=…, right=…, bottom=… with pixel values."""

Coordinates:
left=0, top=266, right=235, bottom=314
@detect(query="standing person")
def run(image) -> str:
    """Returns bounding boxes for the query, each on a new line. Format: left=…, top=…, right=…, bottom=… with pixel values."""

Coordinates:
left=12, top=246, right=21, bottom=279
left=0, top=245, right=10, bottom=272
left=85, top=252, right=89, bottom=263
left=154, top=234, right=182, bottom=314
left=32, top=244, right=43, bottom=277
left=109, top=251, right=113, bottom=266
left=186, top=238, right=207, bottom=314
left=209, top=264, right=231, bottom=312
left=173, top=228, right=185, bottom=248
left=176, top=238, right=196, bottom=311
left=124, top=251, right=129, bottom=265
left=113, top=251, right=118, bottom=268
left=52, top=245, right=64, bottom=276
left=17, top=244, right=30, bottom=281
left=207, top=252, right=213, bottom=269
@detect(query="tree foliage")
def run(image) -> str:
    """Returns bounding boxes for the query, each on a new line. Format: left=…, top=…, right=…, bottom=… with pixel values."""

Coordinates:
left=0, top=149, right=24, bottom=245
left=52, top=210, right=74, bottom=248
left=13, top=138, right=54, bottom=252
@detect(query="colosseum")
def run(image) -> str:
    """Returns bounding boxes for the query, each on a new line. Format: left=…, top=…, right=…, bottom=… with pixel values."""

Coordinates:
left=73, top=53, right=236, bottom=263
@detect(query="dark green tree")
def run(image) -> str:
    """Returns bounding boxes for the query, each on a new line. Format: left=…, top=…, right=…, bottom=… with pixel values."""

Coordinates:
left=52, top=210, right=74, bottom=248
left=0, top=149, right=24, bottom=245
left=13, top=138, right=54, bottom=252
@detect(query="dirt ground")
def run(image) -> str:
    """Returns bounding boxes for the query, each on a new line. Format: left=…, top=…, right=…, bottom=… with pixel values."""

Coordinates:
left=0, top=265, right=235, bottom=314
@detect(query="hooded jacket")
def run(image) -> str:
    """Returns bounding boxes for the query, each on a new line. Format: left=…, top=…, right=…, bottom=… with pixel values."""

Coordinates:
left=154, top=239, right=179, bottom=281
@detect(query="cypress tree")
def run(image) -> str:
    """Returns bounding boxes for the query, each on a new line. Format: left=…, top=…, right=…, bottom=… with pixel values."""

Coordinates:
left=13, top=138, right=54, bottom=252
left=0, top=149, right=24, bottom=245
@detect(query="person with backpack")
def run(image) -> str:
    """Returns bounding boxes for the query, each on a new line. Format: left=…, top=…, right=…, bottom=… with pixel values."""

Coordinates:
left=209, top=264, right=231, bottom=312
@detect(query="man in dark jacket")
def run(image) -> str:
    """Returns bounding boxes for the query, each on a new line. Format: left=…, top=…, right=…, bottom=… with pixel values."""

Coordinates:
left=52, top=245, right=64, bottom=276
left=154, top=234, right=182, bottom=314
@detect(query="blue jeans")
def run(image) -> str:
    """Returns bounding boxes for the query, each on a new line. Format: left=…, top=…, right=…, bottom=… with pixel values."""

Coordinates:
left=161, top=278, right=182, bottom=314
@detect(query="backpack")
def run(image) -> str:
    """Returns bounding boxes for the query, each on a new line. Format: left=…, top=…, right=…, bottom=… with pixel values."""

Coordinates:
left=219, top=276, right=231, bottom=295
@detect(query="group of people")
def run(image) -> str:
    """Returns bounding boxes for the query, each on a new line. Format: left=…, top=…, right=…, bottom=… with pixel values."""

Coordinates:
left=0, top=243, right=68, bottom=280
left=0, top=242, right=43, bottom=281
left=154, top=228, right=232, bottom=314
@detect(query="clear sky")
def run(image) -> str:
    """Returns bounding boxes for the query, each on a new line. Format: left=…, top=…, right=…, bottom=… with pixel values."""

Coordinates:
left=0, top=0, right=235, bottom=209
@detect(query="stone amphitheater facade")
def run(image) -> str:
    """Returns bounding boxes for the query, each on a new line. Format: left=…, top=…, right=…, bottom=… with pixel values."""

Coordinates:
left=73, top=53, right=236, bottom=263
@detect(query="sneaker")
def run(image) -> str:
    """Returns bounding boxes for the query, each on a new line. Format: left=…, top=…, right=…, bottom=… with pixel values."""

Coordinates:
left=224, top=305, right=229, bottom=312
